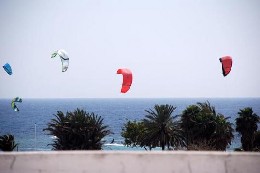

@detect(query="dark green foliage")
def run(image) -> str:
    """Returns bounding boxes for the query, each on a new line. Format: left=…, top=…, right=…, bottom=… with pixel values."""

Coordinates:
left=142, top=104, right=185, bottom=150
left=211, top=114, right=234, bottom=150
left=254, top=131, right=260, bottom=150
left=0, top=134, right=18, bottom=151
left=235, top=107, right=259, bottom=151
left=253, top=130, right=260, bottom=151
left=180, top=101, right=234, bottom=151
left=121, top=104, right=186, bottom=150
left=180, top=105, right=201, bottom=146
left=121, top=121, right=147, bottom=148
left=44, top=108, right=111, bottom=150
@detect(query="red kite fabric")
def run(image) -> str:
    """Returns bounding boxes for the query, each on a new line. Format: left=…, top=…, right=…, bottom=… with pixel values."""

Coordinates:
left=117, top=68, right=132, bottom=93
left=219, top=56, right=232, bottom=77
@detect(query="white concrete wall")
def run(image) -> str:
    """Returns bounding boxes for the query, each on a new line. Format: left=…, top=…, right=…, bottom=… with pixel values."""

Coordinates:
left=0, top=151, right=259, bottom=173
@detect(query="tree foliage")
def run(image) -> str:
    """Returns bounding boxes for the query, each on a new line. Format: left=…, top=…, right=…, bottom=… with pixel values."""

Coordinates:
left=180, top=101, right=234, bottom=151
left=44, top=108, right=111, bottom=150
left=142, top=104, right=185, bottom=150
left=253, top=130, right=260, bottom=151
left=121, top=104, right=186, bottom=150
left=236, top=107, right=259, bottom=151
left=0, top=134, right=18, bottom=151
left=121, top=121, right=147, bottom=148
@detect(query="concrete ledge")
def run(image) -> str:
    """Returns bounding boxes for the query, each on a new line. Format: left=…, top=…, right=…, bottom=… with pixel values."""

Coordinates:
left=0, top=151, right=260, bottom=173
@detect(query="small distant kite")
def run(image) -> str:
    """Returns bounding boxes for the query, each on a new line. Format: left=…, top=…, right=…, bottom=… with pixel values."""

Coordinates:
left=51, top=49, right=69, bottom=72
left=11, top=97, right=22, bottom=112
left=2, top=63, right=12, bottom=75
left=219, top=56, right=232, bottom=77
left=117, top=68, right=132, bottom=93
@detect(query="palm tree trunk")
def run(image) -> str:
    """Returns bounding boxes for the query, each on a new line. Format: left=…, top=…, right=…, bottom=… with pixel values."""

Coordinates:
left=162, top=136, right=165, bottom=151
left=162, top=144, right=165, bottom=150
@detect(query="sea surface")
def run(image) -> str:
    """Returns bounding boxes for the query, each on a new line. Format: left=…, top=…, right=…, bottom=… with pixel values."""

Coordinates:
left=1, top=98, right=260, bottom=151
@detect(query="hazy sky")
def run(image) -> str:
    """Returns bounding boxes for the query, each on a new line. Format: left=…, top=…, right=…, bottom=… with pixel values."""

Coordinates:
left=0, top=0, right=259, bottom=98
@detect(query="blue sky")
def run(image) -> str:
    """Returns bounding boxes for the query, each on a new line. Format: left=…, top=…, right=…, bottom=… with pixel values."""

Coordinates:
left=0, top=0, right=260, bottom=98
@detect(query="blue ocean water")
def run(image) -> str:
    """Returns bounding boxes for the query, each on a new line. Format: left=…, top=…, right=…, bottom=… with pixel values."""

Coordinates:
left=0, top=98, right=260, bottom=151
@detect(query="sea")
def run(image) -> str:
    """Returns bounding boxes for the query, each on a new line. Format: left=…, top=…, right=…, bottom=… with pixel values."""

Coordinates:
left=1, top=98, right=260, bottom=151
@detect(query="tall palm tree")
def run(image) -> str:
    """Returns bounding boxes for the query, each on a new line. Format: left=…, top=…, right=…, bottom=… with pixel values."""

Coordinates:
left=44, top=108, right=111, bottom=150
left=0, top=134, right=18, bottom=151
left=236, top=107, right=259, bottom=151
left=142, top=104, right=185, bottom=150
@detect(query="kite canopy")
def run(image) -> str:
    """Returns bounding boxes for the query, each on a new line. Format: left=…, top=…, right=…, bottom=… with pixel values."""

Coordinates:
left=117, top=68, right=132, bottom=93
left=11, top=97, right=22, bottom=112
left=51, top=49, right=69, bottom=72
left=3, top=63, right=12, bottom=75
left=219, top=56, right=232, bottom=77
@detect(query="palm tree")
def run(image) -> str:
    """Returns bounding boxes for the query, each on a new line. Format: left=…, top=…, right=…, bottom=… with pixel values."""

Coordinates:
left=180, top=102, right=216, bottom=148
left=198, top=102, right=234, bottom=150
left=0, top=134, right=18, bottom=151
left=211, top=114, right=234, bottom=150
left=44, top=108, right=111, bottom=150
left=180, top=105, right=201, bottom=146
left=142, top=104, right=185, bottom=150
left=180, top=101, right=234, bottom=151
left=195, top=102, right=218, bottom=140
left=236, top=107, right=259, bottom=151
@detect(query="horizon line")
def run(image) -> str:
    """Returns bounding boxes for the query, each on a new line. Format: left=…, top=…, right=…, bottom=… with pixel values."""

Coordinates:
left=1, top=97, right=260, bottom=99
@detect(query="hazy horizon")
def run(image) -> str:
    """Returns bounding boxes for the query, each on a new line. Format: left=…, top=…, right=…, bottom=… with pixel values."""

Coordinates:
left=1, top=97, right=260, bottom=99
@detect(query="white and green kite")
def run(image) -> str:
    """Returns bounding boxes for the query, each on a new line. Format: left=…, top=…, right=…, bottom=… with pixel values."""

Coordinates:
left=11, top=97, right=22, bottom=112
left=51, top=49, right=69, bottom=72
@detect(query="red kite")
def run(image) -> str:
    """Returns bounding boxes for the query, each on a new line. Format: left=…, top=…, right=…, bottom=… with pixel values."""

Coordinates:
left=117, top=68, right=132, bottom=93
left=219, top=56, right=232, bottom=77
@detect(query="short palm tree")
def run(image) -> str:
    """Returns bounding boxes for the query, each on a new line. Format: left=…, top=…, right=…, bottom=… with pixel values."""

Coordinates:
left=0, top=134, right=18, bottom=151
left=142, top=104, right=185, bottom=150
left=211, top=114, right=234, bottom=150
left=180, top=105, right=201, bottom=146
left=180, top=101, right=234, bottom=151
left=236, top=107, right=259, bottom=151
left=44, top=108, right=111, bottom=150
